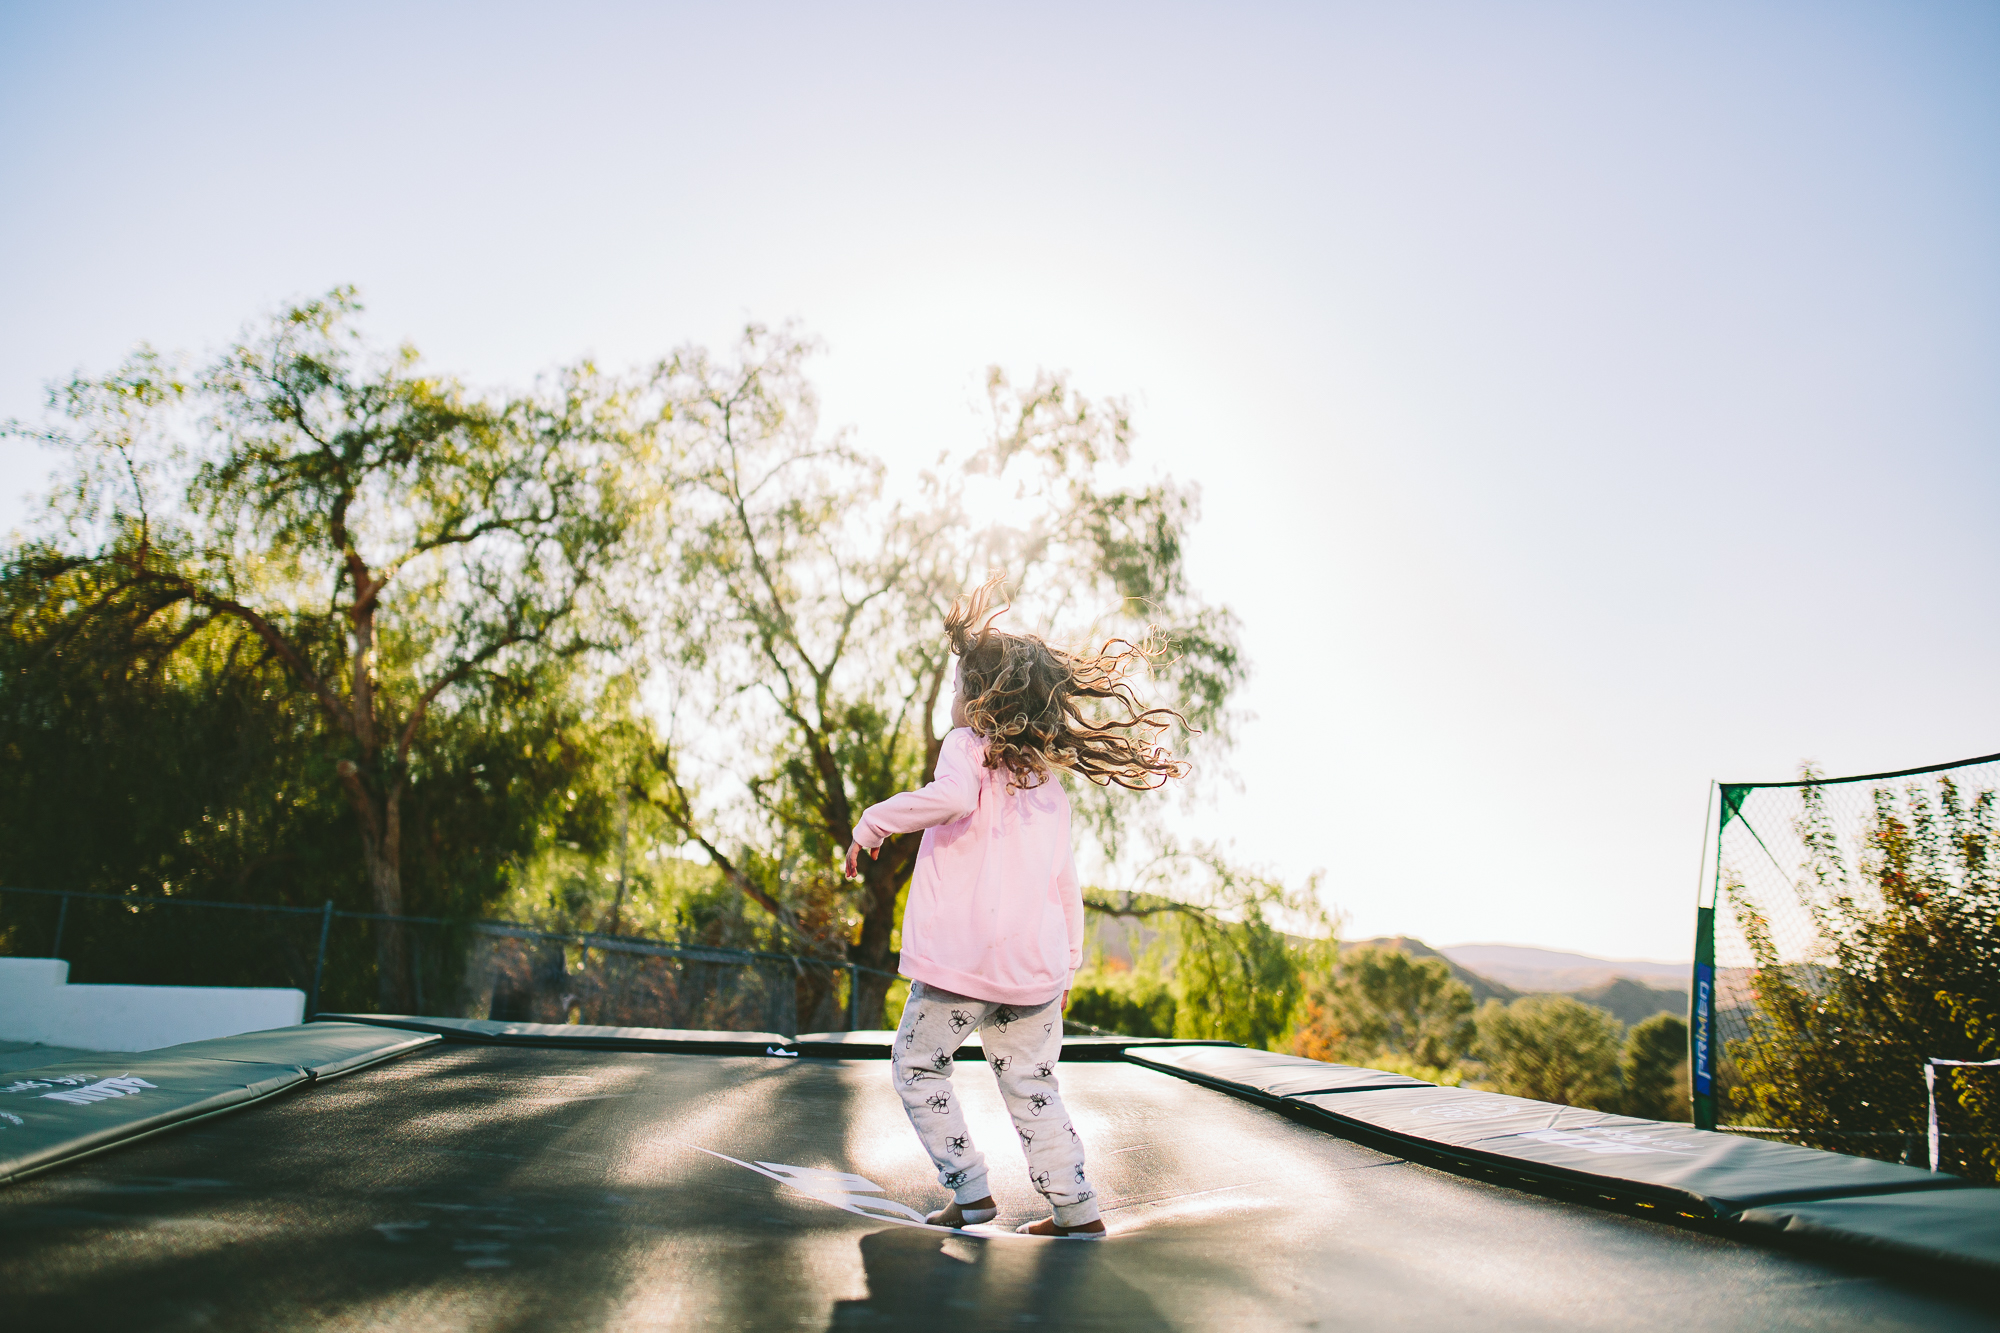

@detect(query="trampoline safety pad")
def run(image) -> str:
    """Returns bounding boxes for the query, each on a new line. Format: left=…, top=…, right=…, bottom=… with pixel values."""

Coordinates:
left=3, top=1044, right=1996, bottom=1331
left=1133, top=1042, right=2000, bottom=1272
left=0, top=1022, right=438, bottom=1185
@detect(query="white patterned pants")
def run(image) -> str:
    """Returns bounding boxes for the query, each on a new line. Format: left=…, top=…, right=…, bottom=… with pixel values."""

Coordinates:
left=891, top=980, right=1101, bottom=1227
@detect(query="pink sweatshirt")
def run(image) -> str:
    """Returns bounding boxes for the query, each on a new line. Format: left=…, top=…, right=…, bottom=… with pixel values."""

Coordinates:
left=852, top=728, right=1084, bottom=1006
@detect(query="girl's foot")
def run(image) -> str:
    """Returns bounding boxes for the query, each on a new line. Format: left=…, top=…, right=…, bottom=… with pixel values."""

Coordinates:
left=926, top=1197, right=998, bottom=1227
left=1014, top=1217, right=1107, bottom=1239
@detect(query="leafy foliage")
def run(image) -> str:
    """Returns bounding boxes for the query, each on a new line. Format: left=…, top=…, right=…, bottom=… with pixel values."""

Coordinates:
left=1081, top=850, right=1332, bottom=1051
left=1474, top=994, right=1624, bottom=1111
left=1290, top=944, right=1476, bottom=1068
left=1068, top=961, right=1177, bottom=1039
left=1618, top=1013, right=1690, bottom=1121
left=3, top=290, right=653, bottom=1005
left=1725, top=772, right=2000, bottom=1180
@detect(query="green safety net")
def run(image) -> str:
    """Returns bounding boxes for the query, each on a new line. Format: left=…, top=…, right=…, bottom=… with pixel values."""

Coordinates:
left=1696, top=752, right=2000, bottom=1182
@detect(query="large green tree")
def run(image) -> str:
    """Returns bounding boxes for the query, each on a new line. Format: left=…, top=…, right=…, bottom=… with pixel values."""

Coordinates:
left=633, top=328, right=1249, bottom=1026
left=6, top=291, right=650, bottom=1005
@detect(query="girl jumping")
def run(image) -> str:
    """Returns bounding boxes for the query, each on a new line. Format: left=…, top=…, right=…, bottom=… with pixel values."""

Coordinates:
left=842, top=575, right=1190, bottom=1239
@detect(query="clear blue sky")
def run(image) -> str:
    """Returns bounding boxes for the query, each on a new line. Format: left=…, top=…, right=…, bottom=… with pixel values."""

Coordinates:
left=4, top=1, right=1996, bottom=961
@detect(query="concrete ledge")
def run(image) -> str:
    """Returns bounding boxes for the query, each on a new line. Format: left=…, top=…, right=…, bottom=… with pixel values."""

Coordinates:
left=0, top=957, right=304, bottom=1052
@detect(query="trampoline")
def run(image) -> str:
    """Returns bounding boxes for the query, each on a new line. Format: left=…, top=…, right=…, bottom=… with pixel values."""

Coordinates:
left=3, top=1032, right=1997, bottom=1330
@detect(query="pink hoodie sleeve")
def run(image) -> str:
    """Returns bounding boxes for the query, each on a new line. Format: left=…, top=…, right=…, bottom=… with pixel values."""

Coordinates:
left=851, top=730, right=981, bottom=850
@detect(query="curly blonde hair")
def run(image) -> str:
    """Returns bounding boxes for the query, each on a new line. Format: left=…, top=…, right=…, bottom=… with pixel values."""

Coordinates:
left=944, top=574, right=1192, bottom=790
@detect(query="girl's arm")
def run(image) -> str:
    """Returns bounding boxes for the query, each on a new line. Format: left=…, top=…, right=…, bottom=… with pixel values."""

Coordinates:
left=849, top=730, right=981, bottom=852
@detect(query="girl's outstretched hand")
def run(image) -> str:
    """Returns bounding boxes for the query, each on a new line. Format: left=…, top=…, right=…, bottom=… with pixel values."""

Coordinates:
left=843, top=840, right=879, bottom=880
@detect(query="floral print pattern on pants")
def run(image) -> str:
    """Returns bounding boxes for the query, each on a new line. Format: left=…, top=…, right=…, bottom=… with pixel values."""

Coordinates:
left=890, top=980, right=1100, bottom=1228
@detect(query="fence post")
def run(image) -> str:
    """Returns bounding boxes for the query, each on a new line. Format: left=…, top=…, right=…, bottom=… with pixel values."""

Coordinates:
left=847, top=963, right=859, bottom=1031
left=51, top=892, right=69, bottom=959
left=1925, top=1062, right=1940, bottom=1173
left=308, top=900, right=334, bottom=1019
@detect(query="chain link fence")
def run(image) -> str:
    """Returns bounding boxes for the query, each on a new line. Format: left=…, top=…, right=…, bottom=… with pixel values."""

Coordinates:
left=0, top=885, right=891, bottom=1035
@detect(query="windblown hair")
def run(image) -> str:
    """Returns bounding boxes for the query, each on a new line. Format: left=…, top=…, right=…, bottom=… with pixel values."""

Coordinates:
left=943, top=574, right=1192, bottom=790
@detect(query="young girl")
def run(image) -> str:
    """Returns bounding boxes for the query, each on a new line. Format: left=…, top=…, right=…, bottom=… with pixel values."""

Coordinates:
left=842, top=576, right=1189, bottom=1239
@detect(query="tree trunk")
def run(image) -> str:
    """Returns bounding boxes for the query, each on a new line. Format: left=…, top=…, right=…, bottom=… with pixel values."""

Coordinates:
left=852, top=843, right=908, bottom=1029
left=339, top=760, right=413, bottom=1012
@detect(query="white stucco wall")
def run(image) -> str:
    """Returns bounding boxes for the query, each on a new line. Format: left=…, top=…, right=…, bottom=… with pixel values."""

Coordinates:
left=0, top=957, right=305, bottom=1052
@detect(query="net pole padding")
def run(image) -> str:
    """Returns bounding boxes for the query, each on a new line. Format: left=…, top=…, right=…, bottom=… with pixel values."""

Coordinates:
left=1926, top=1058, right=2000, bottom=1174
left=1692, top=905, right=1717, bottom=1130
left=1688, top=781, right=1717, bottom=1128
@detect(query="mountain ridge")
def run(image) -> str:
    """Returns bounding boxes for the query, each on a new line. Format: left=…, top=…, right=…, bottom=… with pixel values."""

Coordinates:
left=1341, top=937, right=1687, bottom=1027
left=1086, top=919, right=1689, bottom=1027
left=1437, top=943, right=1689, bottom=992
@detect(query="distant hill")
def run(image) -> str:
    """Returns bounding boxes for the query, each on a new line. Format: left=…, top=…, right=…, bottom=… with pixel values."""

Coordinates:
left=1086, top=919, right=1687, bottom=1028
left=1344, top=938, right=1685, bottom=1026
left=1342, top=936, right=1518, bottom=1005
left=1438, top=943, right=1689, bottom=992
left=1566, top=977, right=1688, bottom=1027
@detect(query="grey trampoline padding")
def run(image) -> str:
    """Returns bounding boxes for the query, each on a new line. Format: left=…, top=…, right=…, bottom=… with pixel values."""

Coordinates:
left=0, top=1043, right=108, bottom=1075
left=164, top=1024, right=441, bottom=1080
left=315, top=1013, right=796, bottom=1054
left=795, top=1028, right=967, bottom=1058
left=0, top=1052, right=304, bottom=1185
left=1736, top=1188, right=2000, bottom=1271
left=1125, top=1044, right=1434, bottom=1099
left=793, top=1030, right=1227, bottom=1060
left=1290, top=1084, right=1969, bottom=1215
left=2, top=1046, right=1995, bottom=1331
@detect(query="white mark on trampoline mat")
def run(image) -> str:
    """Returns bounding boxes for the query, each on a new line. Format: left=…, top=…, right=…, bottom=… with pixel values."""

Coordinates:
left=456, top=1240, right=513, bottom=1267
left=3, top=1075, right=94, bottom=1094
left=1419, top=1099, right=1520, bottom=1122
left=688, top=1147, right=952, bottom=1230
left=1508, top=1128, right=1697, bottom=1157
left=39, top=1075, right=158, bottom=1105
left=373, top=1221, right=430, bottom=1242
left=686, top=1145, right=1103, bottom=1240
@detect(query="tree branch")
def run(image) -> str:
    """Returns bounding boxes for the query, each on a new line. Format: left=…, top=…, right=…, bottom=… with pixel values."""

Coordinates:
left=122, top=565, right=352, bottom=733
left=638, top=745, right=821, bottom=947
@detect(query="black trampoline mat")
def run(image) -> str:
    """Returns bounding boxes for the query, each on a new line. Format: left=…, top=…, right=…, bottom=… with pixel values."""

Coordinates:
left=2, top=1046, right=1993, bottom=1331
